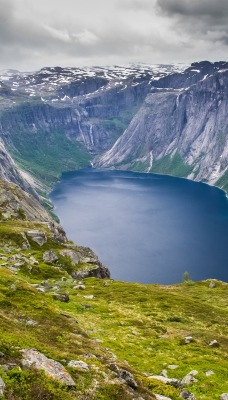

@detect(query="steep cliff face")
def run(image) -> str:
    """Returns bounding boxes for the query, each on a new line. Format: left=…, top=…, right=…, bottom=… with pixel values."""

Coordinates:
left=97, top=63, right=228, bottom=188
left=0, top=62, right=227, bottom=192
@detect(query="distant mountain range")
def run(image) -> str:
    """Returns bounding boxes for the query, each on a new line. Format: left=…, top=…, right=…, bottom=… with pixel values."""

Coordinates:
left=0, top=61, right=227, bottom=194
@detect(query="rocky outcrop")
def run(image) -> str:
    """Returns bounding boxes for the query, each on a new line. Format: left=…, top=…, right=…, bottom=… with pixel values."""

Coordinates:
left=21, top=349, right=75, bottom=386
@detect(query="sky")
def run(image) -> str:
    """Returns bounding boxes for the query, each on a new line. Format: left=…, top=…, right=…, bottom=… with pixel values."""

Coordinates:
left=0, top=0, right=227, bottom=71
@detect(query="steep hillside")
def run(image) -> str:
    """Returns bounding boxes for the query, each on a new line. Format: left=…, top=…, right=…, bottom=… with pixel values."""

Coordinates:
left=0, top=180, right=227, bottom=400
left=0, top=64, right=188, bottom=188
left=97, top=62, right=228, bottom=192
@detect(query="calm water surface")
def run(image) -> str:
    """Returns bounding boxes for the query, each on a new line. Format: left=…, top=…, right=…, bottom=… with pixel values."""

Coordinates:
left=50, top=169, right=228, bottom=284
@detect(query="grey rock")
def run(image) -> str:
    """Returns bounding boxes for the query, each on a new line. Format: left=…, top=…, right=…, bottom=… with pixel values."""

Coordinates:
left=67, top=360, right=89, bottom=371
left=220, top=395, right=228, bottom=400
left=181, top=370, right=198, bottom=386
left=160, top=369, right=168, bottom=378
left=43, top=249, right=58, bottom=263
left=209, top=340, right=219, bottom=347
left=148, top=375, right=180, bottom=388
left=73, top=284, right=86, bottom=290
left=155, top=395, right=172, bottom=400
left=168, top=364, right=178, bottom=370
left=71, top=264, right=110, bottom=280
left=131, top=330, right=138, bottom=335
left=0, top=352, right=4, bottom=357
left=26, top=230, right=47, bottom=246
left=184, top=336, right=193, bottom=344
left=209, top=281, right=216, bottom=288
left=205, top=370, right=214, bottom=376
left=180, top=391, right=197, bottom=399
left=109, top=363, right=119, bottom=372
left=60, top=249, right=81, bottom=265
left=53, top=293, right=69, bottom=303
left=21, top=349, right=75, bottom=386
left=0, top=376, right=5, bottom=396
left=25, top=319, right=38, bottom=327
left=119, top=369, right=138, bottom=389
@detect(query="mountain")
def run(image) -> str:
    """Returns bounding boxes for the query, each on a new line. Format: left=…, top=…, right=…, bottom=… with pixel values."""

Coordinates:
left=97, top=61, right=228, bottom=191
left=0, top=61, right=227, bottom=195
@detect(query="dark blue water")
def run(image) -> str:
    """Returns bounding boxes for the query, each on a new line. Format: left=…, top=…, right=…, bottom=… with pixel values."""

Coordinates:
left=50, top=168, right=228, bottom=284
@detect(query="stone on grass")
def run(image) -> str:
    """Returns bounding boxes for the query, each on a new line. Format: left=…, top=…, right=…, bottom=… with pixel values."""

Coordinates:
left=180, top=391, right=197, bottom=399
left=21, top=349, right=75, bottom=386
left=60, top=250, right=81, bottom=265
left=209, top=340, right=219, bottom=347
left=67, top=360, right=89, bottom=371
left=148, top=375, right=180, bottom=388
left=0, top=376, right=5, bottom=396
left=26, top=230, right=47, bottom=246
left=43, top=250, right=58, bottom=263
left=83, top=295, right=94, bottom=299
left=73, top=285, right=86, bottom=290
left=205, top=370, right=214, bottom=376
left=184, top=336, right=193, bottom=344
left=119, top=369, right=138, bottom=389
left=209, top=281, right=216, bottom=288
left=168, top=365, right=178, bottom=370
left=220, top=395, right=228, bottom=400
left=181, top=370, right=198, bottom=386
left=53, top=293, right=69, bottom=303
left=155, top=395, right=172, bottom=400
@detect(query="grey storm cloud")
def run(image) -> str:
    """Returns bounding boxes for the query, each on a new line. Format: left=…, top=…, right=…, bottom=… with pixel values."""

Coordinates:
left=0, top=0, right=227, bottom=71
left=157, top=0, right=228, bottom=43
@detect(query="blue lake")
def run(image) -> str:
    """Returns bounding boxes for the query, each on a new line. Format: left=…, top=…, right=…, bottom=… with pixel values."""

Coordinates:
left=50, top=169, right=228, bottom=284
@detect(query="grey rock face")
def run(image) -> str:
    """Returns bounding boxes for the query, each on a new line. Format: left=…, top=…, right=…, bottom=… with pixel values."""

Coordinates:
left=43, top=249, right=58, bottom=263
left=98, top=64, right=228, bottom=188
left=59, top=249, right=81, bottom=265
left=21, top=349, right=75, bottom=386
left=71, top=264, right=110, bottom=280
left=26, top=230, right=47, bottom=246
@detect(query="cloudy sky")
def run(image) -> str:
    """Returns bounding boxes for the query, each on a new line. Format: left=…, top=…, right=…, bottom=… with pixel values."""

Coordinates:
left=0, top=0, right=227, bottom=71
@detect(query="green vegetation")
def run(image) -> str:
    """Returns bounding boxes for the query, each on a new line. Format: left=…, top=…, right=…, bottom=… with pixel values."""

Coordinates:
left=216, top=170, right=228, bottom=194
left=152, top=152, right=193, bottom=178
left=0, top=208, right=228, bottom=399
left=6, top=126, right=91, bottom=186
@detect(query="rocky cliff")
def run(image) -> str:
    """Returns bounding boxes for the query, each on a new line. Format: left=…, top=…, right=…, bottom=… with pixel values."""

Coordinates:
left=0, top=61, right=227, bottom=193
left=97, top=62, right=228, bottom=192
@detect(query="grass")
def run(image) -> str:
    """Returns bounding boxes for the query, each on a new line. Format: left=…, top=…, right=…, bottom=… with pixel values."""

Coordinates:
left=151, top=152, right=193, bottom=178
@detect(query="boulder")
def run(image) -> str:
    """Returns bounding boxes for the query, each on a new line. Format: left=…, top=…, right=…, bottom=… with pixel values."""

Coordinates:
left=43, top=250, right=58, bottom=263
left=209, top=281, right=216, bottom=288
left=148, top=375, right=180, bottom=388
left=119, top=369, right=138, bottom=389
left=67, top=360, right=89, bottom=371
left=21, top=349, right=75, bottom=386
left=155, top=395, right=172, bottom=400
left=181, top=370, right=198, bottom=386
left=60, top=250, right=81, bottom=265
left=73, top=284, right=86, bottom=290
left=71, top=264, right=110, bottom=280
left=0, top=376, right=5, bottom=396
left=53, top=293, right=69, bottom=302
left=220, top=395, right=228, bottom=400
left=26, top=230, right=47, bottom=246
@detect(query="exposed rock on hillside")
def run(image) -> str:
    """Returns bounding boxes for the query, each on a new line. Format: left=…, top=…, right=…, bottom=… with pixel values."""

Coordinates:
left=98, top=64, right=228, bottom=187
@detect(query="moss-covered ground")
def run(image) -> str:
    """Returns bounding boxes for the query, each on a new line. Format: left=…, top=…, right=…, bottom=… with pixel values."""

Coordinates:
left=0, top=215, right=228, bottom=399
